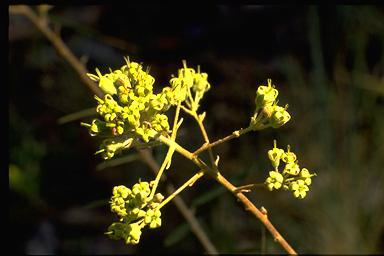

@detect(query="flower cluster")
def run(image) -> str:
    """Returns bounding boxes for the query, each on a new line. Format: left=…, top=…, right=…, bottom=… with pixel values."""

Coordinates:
left=81, top=57, right=210, bottom=159
left=169, top=61, right=210, bottom=111
left=106, top=182, right=164, bottom=244
left=249, top=79, right=291, bottom=130
left=265, top=141, right=316, bottom=199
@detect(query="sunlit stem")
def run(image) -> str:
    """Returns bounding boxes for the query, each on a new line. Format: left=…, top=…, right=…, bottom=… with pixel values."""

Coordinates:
left=149, top=101, right=182, bottom=199
left=193, top=126, right=253, bottom=156
left=234, top=183, right=266, bottom=193
left=157, top=171, right=204, bottom=210
left=157, top=134, right=297, bottom=254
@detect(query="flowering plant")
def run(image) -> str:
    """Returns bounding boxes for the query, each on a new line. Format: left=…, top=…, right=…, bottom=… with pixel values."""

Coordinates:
left=81, top=57, right=316, bottom=252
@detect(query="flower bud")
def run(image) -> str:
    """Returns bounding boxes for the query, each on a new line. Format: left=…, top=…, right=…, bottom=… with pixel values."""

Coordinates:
left=284, top=162, right=300, bottom=175
left=153, top=193, right=164, bottom=203
left=99, top=75, right=117, bottom=96
left=149, top=218, right=162, bottom=229
left=269, top=106, right=291, bottom=128
left=127, top=223, right=142, bottom=244
left=193, top=72, right=210, bottom=93
left=255, top=79, right=278, bottom=110
left=282, top=150, right=297, bottom=163
left=268, top=140, right=284, bottom=169
left=117, top=126, right=124, bottom=135
left=300, top=168, right=310, bottom=177
left=113, top=185, right=130, bottom=199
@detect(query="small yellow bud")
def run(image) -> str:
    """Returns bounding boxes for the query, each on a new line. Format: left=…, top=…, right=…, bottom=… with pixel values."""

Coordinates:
left=268, top=140, right=284, bottom=168
left=255, top=79, right=278, bottom=110
left=146, top=209, right=154, bottom=217
left=153, top=193, right=164, bottom=203
left=149, top=218, right=161, bottom=229
left=94, top=68, right=117, bottom=95
left=128, top=223, right=142, bottom=244
left=284, top=162, right=300, bottom=175
left=144, top=215, right=152, bottom=224
left=269, top=106, right=291, bottom=128
left=113, top=185, right=130, bottom=198
left=282, top=151, right=297, bottom=163
left=267, top=183, right=275, bottom=191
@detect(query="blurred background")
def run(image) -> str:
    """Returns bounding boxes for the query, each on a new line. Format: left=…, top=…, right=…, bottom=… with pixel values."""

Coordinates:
left=9, top=5, right=384, bottom=254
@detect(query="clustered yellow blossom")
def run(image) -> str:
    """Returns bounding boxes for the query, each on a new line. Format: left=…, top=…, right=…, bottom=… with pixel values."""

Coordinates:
left=249, top=79, right=291, bottom=130
left=106, top=182, right=164, bottom=244
left=265, top=140, right=316, bottom=199
left=81, top=57, right=210, bottom=159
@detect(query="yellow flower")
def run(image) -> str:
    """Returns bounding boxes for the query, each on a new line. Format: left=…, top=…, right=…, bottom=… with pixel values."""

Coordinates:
left=265, top=171, right=284, bottom=191
left=255, top=79, right=278, bottom=110
left=268, top=140, right=284, bottom=168
left=282, top=150, right=297, bottom=163
left=284, top=162, right=300, bottom=175
left=290, top=180, right=309, bottom=199
left=269, top=105, right=291, bottom=128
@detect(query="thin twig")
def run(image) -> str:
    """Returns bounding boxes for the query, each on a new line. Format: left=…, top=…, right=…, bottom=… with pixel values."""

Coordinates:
left=57, top=107, right=96, bottom=125
left=9, top=5, right=104, bottom=98
left=193, top=112, right=216, bottom=167
left=149, top=101, right=182, bottom=199
left=158, top=135, right=297, bottom=254
left=137, top=149, right=218, bottom=254
left=193, top=126, right=253, bottom=156
left=158, top=171, right=204, bottom=209
left=180, top=105, right=216, bottom=166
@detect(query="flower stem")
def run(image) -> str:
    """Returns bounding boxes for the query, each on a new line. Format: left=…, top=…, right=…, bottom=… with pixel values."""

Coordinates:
left=157, top=135, right=297, bottom=254
left=181, top=105, right=216, bottom=167
left=157, top=171, right=204, bottom=209
left=234, top=183, right=266, bottom=193
left=149, top=101, right=182, bottom=199
left=193, top=126, right=253, bottom=156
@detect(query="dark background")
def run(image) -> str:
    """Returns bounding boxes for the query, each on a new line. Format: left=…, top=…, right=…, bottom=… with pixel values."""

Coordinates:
left=9, top=5, right=384, bottom=254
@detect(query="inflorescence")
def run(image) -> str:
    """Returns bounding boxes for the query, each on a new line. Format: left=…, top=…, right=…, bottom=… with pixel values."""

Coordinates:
left=106, top=182, right=164, bottom=244
left=265, top=140, right=317, bottom=199
left=81, top=57, right=317, bottom=246
left=250, top=79, right=291, bottom=130
left=81, top=57, right=210, bottom=160
left=82, top=57, right=211, bottom=245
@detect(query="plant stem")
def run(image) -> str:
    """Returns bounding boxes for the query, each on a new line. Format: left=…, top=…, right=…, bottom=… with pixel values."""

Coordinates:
left=137, top=149, right=218, bottom=254
left=181, top=106, right=216, bottom=167
left=149, top=101, right=181, bottom=199
left=158, top=135, right=297, bottom=254
left=193, top=126, right=253, bottom=156
left=234, top=183, right=266, bottom=193
left=158, top=171, right=204, bottom=209
left=9, top=6, right=104, bottom=98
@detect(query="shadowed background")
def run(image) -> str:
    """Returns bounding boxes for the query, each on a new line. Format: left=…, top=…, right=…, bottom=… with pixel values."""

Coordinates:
left=9, top=5, right=384, bottom=254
